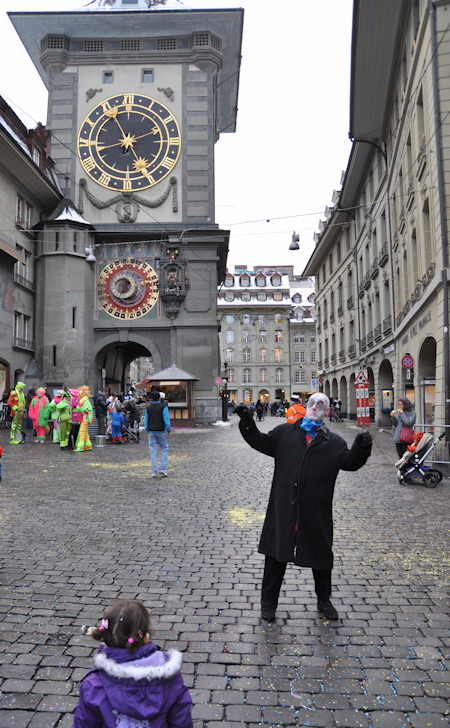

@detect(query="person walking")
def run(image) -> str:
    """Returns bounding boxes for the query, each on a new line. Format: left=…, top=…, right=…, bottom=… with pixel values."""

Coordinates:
left=391, top=398, right=416, bottom=457
left=73, top=599, right=193, bottom=728
left=255, top=399, right=264, bottom=421
left=144, top=391, right=171, bottom=478
left=235, top=392, right=372, bottom=622
left=285, top=394, right=306, bottom=424
left=94, top=390, right=108, bottom=435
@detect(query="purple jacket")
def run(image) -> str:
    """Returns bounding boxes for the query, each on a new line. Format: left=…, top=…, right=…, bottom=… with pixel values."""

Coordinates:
left=73, top=642, right=193, bottom=728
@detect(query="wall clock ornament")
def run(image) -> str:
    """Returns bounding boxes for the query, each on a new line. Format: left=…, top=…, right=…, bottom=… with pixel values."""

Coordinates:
left=77, top=93, right=181, bottom=192
left=98, top=258, right=159, bottom=320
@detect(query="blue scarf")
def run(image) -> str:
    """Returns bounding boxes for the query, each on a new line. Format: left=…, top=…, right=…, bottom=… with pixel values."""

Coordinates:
left=300, top=416, right=323, bottom=438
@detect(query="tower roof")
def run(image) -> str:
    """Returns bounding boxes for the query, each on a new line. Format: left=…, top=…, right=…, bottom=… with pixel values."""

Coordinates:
left=46, top=198, right=92, bottom=226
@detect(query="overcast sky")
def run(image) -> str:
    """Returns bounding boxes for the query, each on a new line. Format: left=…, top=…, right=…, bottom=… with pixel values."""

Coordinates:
left=0, top=0, right=353, bottom=274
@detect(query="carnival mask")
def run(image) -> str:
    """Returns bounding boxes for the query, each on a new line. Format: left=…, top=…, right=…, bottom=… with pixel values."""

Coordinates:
left=306, top=393, right=330, bottom=421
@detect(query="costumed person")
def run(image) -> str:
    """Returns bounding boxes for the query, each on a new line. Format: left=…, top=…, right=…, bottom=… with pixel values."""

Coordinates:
left=235, top=392, right=372, bottom=622
left=111, top=409, right=125, bottom=443
left=48, top=390, right=63, bottom=443
left=55, top=389, right=72, bottom=449
left=285, top=394, right=306, bottom=424
left=28, top=387, right=50, bottom=443
left=69, top=388, right=82, bottom=449
left=75, top=385, right=93, bottom=452
left=73, top=599, right=193, bottom=728
left=7, top=381, right=26, bottom=445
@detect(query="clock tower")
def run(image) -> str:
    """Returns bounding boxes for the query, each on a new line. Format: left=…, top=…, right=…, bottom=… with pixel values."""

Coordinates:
left=9, top=0, right=243, bottom=422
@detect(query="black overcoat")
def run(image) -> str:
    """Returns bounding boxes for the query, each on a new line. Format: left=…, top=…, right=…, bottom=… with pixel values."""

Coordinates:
left=239, top=418, right=372, bottom=569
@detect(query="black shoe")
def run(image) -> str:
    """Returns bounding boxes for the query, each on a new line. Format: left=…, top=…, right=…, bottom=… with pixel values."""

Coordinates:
left=317, top=599, right=339, bottom=620
left=260, top=605, right=276, bottom=623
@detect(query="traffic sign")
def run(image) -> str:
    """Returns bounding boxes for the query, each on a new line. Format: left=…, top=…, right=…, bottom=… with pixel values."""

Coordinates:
left=401, top=354, right=414, bottom=369
left=356, top=370, right=368, bottom=384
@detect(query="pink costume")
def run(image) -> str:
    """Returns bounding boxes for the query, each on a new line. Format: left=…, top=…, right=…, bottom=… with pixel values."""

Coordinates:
left=28, top=387, right=49, bottom=442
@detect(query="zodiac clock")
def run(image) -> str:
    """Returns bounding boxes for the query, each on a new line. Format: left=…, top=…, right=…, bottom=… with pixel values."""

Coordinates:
left=98, top=259, right=159, bottom=320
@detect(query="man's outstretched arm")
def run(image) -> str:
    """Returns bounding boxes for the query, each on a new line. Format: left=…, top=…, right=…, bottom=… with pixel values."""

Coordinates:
left=235, top=405, right=276, bottom=457
left=339, top=431, right=373, bottom=471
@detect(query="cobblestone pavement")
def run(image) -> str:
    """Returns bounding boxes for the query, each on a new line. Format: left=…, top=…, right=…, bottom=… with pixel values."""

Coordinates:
left=0, top=417, right=449, bottom=728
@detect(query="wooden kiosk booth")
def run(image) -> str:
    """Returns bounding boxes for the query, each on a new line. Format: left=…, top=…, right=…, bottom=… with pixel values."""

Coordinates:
left=138, top=363, right=197, bottom=425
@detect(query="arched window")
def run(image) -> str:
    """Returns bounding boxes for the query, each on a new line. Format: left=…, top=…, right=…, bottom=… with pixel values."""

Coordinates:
left=271, top=274, right=281, bottom=286
left=274, top=348, right=283, bottom=362
left=224, top=275, right=234, bottom=287
left=239, top=274, right=250, bottom=287
left=260, top=348, right=267, bottom=362
left=255, top=274, right=266, bottom=287
left=242, top=313, right=251, bottom=325
left=275, top=367, right=283, bottom=384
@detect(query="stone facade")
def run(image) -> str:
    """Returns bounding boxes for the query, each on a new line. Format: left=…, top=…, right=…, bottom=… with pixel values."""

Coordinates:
left=217, top=266, right=316, bottom=404
left=304, top=0, right=450, bottom=429
left=0, top=98, right=61, bottom=397
left=8, top=3, right=243, bottom=423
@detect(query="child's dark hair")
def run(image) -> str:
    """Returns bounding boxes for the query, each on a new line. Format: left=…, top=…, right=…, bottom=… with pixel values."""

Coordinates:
left=88, top=600, right=150, bottom=653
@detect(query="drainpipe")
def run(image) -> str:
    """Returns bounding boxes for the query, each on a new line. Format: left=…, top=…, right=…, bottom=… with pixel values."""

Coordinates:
left=429, top=0, right=450, bottom=431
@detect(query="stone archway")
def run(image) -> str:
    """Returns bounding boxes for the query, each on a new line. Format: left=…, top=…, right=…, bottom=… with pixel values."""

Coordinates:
left=418, top=336, right=437, bottom=425
left=258, top=388, right=270, bottom=403
left=0, top=358, right=10, bottom=398
left=331, top=378, right=338, bottom=399
left=324, top=379, right=331, bottom=398
left=349, top=373, right=356, bottom=419
left=95, top=337, right=160, bottom=394
left=340, top=375, right=347, bottom=417
left=378, top=359, right=394, bottom=427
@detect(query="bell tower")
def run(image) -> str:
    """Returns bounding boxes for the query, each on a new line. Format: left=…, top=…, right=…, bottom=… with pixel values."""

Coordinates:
left=9, top=1, right=243, bottom=422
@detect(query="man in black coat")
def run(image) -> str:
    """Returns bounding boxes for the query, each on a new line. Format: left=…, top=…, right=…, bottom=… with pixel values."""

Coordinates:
left=236, top=392, right=372, bottom=622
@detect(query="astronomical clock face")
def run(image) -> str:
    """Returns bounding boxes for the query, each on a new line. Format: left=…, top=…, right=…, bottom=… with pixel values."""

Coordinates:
left=77, top=93, right=181, bottom=191
left=98, top=259, right=159, bottom=320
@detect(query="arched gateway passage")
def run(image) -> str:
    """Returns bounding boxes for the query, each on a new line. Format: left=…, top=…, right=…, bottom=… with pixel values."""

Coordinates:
left=95, top=339, right=160, bottom=394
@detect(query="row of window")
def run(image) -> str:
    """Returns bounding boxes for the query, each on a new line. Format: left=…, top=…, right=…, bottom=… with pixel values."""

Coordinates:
left=16, top=195, right=33, bottom=229
left=224, top=273, right=282, bottom=288
left=226, top=369, right=316, bottom=385
left=102, top=69, right=155, bottom=85
left=222, top=291, right=286, bottom=302
left=223, top=314, right=287, bottom=325
left=226, top=348, right=284, bottom=364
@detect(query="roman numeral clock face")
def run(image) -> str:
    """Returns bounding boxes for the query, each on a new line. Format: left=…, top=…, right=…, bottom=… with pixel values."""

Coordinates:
left=77, top=93, right=181, bottom=191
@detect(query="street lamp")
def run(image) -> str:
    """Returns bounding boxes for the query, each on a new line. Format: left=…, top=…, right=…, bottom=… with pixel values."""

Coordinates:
left=289, top=231, right=300, bottom=250
left=220, top=361, right=229, bottom=422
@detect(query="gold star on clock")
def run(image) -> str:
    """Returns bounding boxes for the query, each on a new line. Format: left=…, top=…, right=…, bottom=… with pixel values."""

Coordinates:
left=120, top=133, right=137, bottom=151
left=132, top=156, right=150, bottom=172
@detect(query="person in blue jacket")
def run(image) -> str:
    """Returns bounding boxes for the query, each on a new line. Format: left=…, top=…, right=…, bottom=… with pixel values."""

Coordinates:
left=111, top=410, right=125, bottom=443
left=144, top=391, right=171, bottom=478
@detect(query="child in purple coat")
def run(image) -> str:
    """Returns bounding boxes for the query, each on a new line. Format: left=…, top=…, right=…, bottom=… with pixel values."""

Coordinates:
left=73, top=599, right=193, bottom=728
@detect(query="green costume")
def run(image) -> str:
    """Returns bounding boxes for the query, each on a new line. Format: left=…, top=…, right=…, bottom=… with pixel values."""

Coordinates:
left=55, top=394, right=72, bottom=448
left=7, top=381, right=26, bottom=445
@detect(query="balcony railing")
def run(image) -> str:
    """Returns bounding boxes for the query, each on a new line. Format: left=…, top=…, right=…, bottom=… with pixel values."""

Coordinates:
left=363, top=272, right=371, bottom=290
left=358, top=284, right=365, bottom=298
left=317, top=360, right=323, bottom=369
left=374, top=323, right=382, bottom=341
left=370, top=260, right=379, bottom=279
left=13, top=336, right=34, bottom=351
left=378, top=242, right=389, bottom=267
left=348, top=344, right=356, bottom=358
left=14, top=271, right=34, bottom=291
left=339, top=349, right=346, bottom=362
left=324, top=357, right=329, bottom=368
left=382, top=315, right=392, bottom=334
left=347, top=295, right=354, bottom=310
left=360, top=335, right=367, bottom=352
left=367, top=331, right=374, bottom=347
left=331, top=353, right=337, bottom=365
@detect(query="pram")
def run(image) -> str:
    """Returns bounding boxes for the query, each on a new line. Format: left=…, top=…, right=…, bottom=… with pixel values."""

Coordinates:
left=121, top=413, right=140, bottom=444
left=395, top=431, right=445, bottom=487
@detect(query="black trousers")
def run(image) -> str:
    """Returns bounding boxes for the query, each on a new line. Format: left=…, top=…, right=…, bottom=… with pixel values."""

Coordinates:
left=261, top=555, right=332, bottom=608
left=395, top=442, right=408, bottom=457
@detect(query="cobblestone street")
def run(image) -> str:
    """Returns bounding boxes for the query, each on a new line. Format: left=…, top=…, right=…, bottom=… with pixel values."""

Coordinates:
left=0, top=417, right=449, bottom=728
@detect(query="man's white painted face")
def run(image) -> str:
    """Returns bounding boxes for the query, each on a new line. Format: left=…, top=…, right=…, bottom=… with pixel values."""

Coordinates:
left=306, top=393, right=330, bottom=421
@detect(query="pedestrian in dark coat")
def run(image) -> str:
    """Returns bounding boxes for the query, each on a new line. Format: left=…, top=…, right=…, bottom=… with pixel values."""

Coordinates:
left=235, top=392, right=372, bottom=622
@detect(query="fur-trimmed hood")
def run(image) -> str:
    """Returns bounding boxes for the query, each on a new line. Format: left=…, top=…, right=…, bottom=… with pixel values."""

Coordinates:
left=73, top=642, right=192, bottom=727
left=95, top=644, right=182, bottom=681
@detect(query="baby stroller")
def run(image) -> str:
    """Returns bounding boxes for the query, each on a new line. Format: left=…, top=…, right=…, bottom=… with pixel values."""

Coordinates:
left=395, top=431, right=445, bottom=487
left=121, top=413, right=140, bottom=444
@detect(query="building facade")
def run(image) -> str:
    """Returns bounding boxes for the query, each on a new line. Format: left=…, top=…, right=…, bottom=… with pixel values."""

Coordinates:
left=0, top=97, right=61, bottom=397
left=8, top=0, right=243, bottom=422
left=217, top=266, right=316, bottom=404
left=304, top=0, right=449, bottom=429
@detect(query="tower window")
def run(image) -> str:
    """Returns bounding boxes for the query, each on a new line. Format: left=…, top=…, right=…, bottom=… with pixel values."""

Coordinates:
left=103, top=71, right=114, bottom=84
left=142, top=69, right=154, bottom=83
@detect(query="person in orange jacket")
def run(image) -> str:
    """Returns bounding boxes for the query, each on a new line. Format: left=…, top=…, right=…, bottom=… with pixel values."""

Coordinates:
left=285, top=394, right=306, bottom=424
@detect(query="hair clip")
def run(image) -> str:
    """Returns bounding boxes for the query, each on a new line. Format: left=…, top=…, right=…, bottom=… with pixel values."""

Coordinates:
left=99, top=619, right=109, bottom=631
left=127, top=637, right=134, bottom=645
